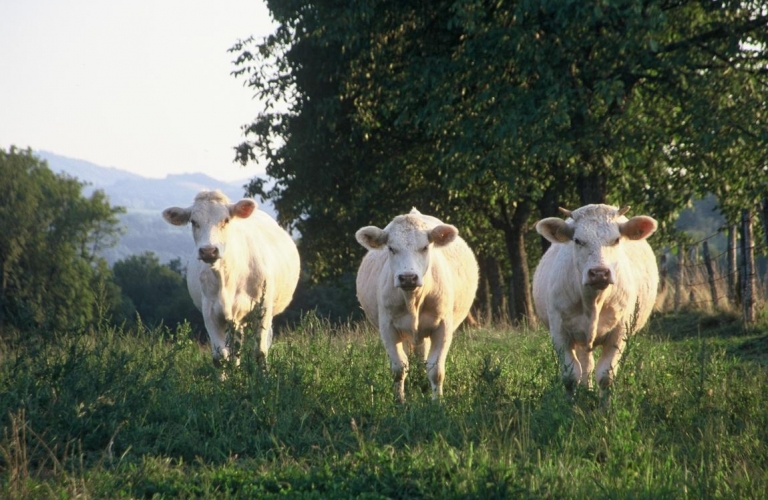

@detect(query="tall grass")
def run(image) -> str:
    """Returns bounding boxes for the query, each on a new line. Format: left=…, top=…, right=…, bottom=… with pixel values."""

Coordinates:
left=1, top=309, right=767, bottom=498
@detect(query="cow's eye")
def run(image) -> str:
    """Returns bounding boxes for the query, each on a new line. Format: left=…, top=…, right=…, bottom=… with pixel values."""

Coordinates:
left=387, top=246, right=396, bottom=254
left=611, top=237, right=620, bottom=246
left=190, top=220, right=199, bottom=229
left=222, top=217, right=230, bottom=226
left=574, top=238, right=584, bottom=246
left=420, top=246, right=429, bottom=253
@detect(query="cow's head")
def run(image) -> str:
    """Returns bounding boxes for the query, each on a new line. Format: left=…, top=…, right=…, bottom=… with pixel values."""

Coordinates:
left=536, top=204, right=657, bottom=291
left=356, top=209, right=457, bottom=291
left=163, top=190, right=256, bottom=266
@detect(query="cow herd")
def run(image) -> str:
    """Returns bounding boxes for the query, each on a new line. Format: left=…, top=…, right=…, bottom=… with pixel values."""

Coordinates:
left=163, top=190, right=659, bottom=403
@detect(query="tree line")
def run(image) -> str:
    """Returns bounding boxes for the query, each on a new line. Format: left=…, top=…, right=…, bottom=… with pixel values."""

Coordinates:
left=0, top=147, right=204, bottom=336
left=3, top=2, right=766, bottom=335
left=230, top=0, right=767, bottom=324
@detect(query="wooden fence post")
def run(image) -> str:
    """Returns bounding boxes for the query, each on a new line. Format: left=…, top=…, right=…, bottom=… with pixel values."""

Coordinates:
left=740, top=210, right=756, bottom=324
left=688, top=245, right=698, bottom=305
left=762, top=198, right=768, bottom=250
left=675, top=242, right=685, bottom=311
left=659, top=253, right=668, bottom=294
left=727, top=225, right=738, bottom=306
left=702, top=241, right=717, bottom=308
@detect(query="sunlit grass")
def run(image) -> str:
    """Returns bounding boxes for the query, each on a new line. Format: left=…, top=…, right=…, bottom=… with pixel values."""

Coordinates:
left=1, top=309, right=767, bottom=498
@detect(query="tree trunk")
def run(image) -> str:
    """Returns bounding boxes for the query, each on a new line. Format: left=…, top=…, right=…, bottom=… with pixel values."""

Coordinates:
left=536, top=185, right=561, bottom=255
left=487, top=199, right=536, bottom=326
left=485, top=255, right=506, bottom=323
left=501, top=201, right=535, bottom=325
left=576, top=171, right=607, bottom=205
left=476, top=256, right=491, bottom=324
left=761, top=198, right=768, bottom=250
left=476, top=255, right=506, bottom=325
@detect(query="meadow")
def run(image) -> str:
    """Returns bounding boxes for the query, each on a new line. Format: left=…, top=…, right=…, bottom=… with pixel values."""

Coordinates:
left=1, top=310, right=767, bottom=499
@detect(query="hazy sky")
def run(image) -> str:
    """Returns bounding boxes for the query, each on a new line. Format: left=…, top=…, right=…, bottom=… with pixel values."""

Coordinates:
left=0, top=0, right=275, bottom=182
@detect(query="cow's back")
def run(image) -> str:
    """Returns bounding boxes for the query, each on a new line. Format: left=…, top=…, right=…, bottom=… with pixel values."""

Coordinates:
left=532, top=243, right=570, bottom=328
left=356, top=234, right=477, bottom=327
left=409, top=211, right=478, bottom=323
left=186, top=209, right=299, bottom=315
left=242, top=210, right=301, bottom=314
left=431, top=236, right=478, bottom=324
left=621, top=238, right=658, bottom=329
left=533, top=239, right=658, bottom=332
left=356, top=250, right=386, bottom=325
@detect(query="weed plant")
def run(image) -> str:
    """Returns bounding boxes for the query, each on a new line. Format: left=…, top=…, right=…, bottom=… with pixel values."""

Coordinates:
left=1, top=309, right=767, bottom=498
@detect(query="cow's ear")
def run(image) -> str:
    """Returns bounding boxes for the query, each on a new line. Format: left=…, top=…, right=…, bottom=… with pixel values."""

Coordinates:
left=620, top=216, right=657, bottom=240
left=162, top=207, right=191, bottom=226
left=231, top=199, right=257, bottom=219
left=536, top=218, right=574, bottom=243
left=356, top=226, right=387, bottom=250
left=429, top=224, right=457, bottom=246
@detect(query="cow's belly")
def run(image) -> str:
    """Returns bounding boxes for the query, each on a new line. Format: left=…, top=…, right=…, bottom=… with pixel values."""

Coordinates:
left=560, top=311, right=620, bottom=347
left=203, top=291, right=254, bottom=325
left=391, top=309, right=440, bottom=344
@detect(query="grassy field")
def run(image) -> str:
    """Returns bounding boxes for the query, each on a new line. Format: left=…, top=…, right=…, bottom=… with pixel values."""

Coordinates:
left=1, top=310, right=767, bottom=499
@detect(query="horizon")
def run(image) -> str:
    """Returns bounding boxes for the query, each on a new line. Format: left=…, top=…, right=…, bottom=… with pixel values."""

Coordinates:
left=0, top=0, right=275, bottom=183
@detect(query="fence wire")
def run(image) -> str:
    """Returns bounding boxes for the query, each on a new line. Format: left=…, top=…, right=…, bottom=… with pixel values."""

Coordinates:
left=659, top=223, right=766, bottom=312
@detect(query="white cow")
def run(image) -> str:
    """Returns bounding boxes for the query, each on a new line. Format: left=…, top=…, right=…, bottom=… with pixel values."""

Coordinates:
left=163, top=190, right=300, bottom=366
left=355, top=208, right=479, bottom=402
left=532, top=204, right=658, bottom=400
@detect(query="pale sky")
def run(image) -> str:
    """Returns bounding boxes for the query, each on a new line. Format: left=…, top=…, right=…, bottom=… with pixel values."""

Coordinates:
left=0, top=0, right=275, bottom=182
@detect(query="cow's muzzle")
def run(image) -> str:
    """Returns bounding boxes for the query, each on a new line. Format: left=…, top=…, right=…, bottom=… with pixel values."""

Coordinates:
left=198, top=245, right=220, bottom=264
left=397, top=272, right=420, bottom=291
left=585, top=266, right=613, bottom=290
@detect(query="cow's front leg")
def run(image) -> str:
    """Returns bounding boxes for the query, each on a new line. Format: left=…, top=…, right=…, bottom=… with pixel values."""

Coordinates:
left=412, top=336, right=431, bottom=366
left=595, top=330, right=626, bottom=405
left=426, top=322, right=452, bottom=400
left=550, top=316, right=582, bottom=397
left=256, top=304, right=274, bottom=369
left=381, top=322, right=409, bottom=403
left=204, top=302, right=230, bottom=365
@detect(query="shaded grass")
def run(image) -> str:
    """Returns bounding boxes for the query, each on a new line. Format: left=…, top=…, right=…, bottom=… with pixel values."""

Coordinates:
left=1, top=311, right=767, bottom=498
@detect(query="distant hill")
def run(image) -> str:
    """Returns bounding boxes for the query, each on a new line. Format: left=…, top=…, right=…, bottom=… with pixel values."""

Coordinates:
left=37, top=151, right=276, bottom=265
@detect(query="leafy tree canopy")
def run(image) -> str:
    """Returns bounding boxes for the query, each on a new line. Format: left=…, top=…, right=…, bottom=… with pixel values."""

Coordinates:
left=231, top=0, right=768, bottom=318
left=0, top=147, right=125, bottom=333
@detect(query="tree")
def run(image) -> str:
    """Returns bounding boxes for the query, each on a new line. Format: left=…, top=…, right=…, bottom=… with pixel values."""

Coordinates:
left=111, top=253, right=203, bottom=335
left=232, top=0, right=768, bottom=323
left=0, top=147, right=125, bottom=333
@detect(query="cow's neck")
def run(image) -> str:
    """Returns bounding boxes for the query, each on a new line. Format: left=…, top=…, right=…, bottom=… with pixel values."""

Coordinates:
left=398, top=287, right=425, bottom=334
left=205, top=257, right=238, bottom=293
left=581, top=287, right=608, bottom=351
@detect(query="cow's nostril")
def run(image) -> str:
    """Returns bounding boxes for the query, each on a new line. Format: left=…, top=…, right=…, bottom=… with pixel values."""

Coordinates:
left=198, top=246, right=220, bottom=262
left=398, top=273, right=418, bottom=287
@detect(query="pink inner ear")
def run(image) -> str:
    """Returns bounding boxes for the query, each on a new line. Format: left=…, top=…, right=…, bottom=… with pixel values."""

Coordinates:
left=624, top=216, right=657, bottom=240
left=431, top=225, right=457, bottom=246
left=232, top=200, right=256, bottom=219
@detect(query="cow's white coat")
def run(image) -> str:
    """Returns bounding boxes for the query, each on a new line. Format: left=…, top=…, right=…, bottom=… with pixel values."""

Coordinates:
left=355, top=209, right=478, bottom=402
left=163, top=190, right=300, bottom=365
left=532, top=204, right=658, bottom=398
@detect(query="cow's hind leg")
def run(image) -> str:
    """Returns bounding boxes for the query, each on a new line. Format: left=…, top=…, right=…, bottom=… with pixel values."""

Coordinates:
left=595, top=333, right=626, bottom=407
left=204, top=306, right=230, bottom=365
left=256, top=313, right=274, bottom=369
left=551, top=330, right=582, bottom=399
left=386, top=341, right=409, bottom=404
left=575, top=345, right=594, bottom=389
left=379, top=322, right=408, bottom=403
left=426, top=323, right=452, bottom=400
left=413, top=336, right=431, bottom=393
